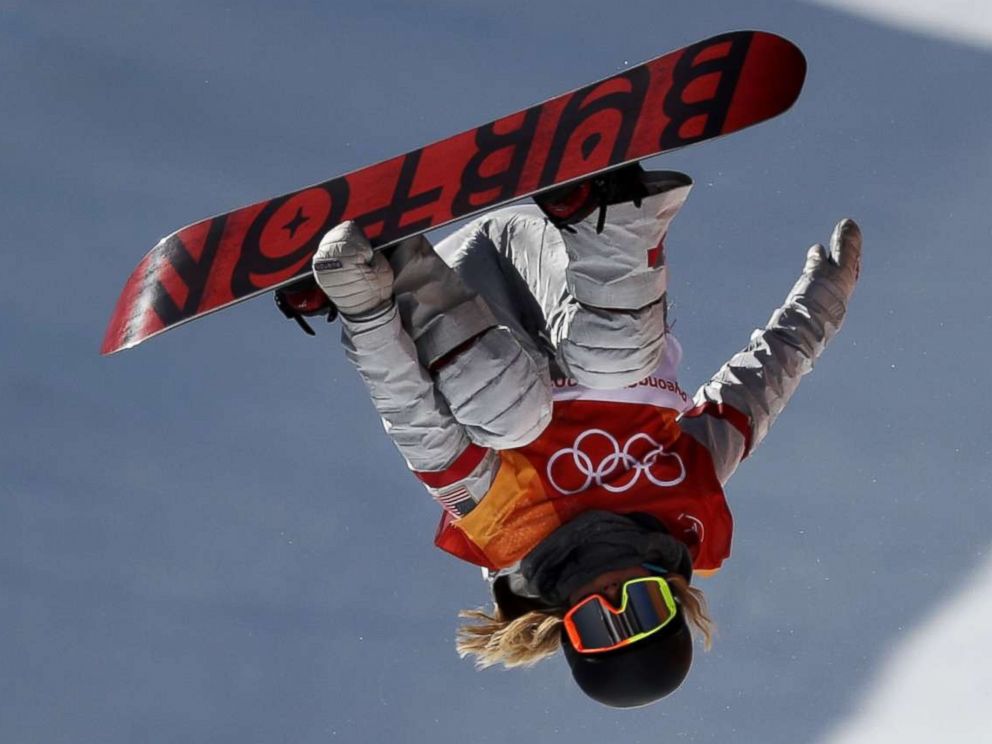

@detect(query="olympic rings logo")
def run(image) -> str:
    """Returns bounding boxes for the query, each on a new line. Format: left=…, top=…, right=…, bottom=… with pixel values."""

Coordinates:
left=546, top=429, right=686, bottom=495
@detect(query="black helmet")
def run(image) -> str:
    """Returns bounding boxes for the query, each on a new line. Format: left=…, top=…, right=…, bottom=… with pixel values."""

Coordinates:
left=561, top=609, right=693, bottom=708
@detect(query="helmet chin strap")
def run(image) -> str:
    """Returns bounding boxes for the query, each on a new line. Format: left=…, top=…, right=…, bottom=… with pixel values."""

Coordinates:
left=520, top=510, right=692, bottom=608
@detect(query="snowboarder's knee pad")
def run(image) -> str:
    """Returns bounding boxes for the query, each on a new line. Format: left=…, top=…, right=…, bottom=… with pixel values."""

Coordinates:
left=556, top=301, right=668, bottom=389
left=434, top=326, right=552, bottom=449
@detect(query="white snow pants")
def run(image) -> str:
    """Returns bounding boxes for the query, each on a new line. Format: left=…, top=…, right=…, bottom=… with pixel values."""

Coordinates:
left=380, top=182, right=690, bottom=452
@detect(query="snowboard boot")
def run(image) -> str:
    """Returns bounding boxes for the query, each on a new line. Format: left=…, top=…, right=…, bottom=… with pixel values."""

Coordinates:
left=547, top=166, right=692, bottom=311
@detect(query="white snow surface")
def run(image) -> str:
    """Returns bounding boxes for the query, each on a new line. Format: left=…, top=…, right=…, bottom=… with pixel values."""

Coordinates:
left=808, top=0, right=992, bottom=48
left=819, top=554, right=992, bottom=744
left=796, top=8, right=992, bottom=732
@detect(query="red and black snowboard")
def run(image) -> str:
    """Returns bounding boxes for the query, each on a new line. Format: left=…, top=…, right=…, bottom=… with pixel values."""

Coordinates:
left=102, top=30, right=805, bottom=354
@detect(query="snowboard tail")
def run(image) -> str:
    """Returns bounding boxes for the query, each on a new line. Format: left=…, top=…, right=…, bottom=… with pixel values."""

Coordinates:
left=102, top=30, right=805, bottom=354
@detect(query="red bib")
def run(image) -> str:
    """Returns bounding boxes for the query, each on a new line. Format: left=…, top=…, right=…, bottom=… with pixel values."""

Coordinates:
left=435, top=340, right=734, bottom=572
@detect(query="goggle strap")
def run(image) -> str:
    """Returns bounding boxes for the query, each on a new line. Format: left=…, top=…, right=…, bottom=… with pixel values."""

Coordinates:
left=641, top=562, right=670, bottom=575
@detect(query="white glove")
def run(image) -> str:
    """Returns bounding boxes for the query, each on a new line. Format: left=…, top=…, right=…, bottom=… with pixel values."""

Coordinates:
left=312, top=221, right=394, bottom=319
left=803, top=218, right=861, bottom=300
left=775, top=217, right=861, bottom=349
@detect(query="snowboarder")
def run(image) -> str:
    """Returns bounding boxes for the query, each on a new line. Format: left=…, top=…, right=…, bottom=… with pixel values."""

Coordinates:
left=300, top=165, right=861, bottom=708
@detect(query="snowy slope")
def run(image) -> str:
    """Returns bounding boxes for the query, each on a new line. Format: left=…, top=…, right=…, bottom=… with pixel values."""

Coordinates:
left=819, top=554, right=992, bottom=744
left=809, top=0, right=992, bottom=48
left=802, top=4, right=992, bottom=740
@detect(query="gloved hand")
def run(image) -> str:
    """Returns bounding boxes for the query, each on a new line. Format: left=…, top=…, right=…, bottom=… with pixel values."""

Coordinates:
left=778, top=218, right=861, bottom=344
left=312, top=221, right=394, bottom=320
left=803, top=218, right=861, bottom=300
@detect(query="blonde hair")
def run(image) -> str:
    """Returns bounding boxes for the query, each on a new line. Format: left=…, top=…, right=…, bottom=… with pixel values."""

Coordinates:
left=456, top=606, right=565, bottom=669
left=456, top=574, right=715, bottom=669
left=666, top=573, right=715, bottom=650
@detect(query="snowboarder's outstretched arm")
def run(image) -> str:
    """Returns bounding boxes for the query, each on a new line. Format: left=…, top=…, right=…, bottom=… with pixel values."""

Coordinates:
left=679, top=219, right=862, bottom=484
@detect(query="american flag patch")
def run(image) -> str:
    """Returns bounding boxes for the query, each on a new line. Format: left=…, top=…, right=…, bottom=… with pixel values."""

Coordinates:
left=418, top=446, right=497, bottom=519
left=434, top=485, right=476, bottom=517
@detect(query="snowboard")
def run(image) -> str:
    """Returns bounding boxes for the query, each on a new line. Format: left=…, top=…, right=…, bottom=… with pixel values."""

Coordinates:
left=102, top=30, right=805, bottom=355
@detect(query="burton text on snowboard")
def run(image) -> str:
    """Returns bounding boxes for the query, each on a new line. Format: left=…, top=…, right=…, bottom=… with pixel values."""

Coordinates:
left=102, top=30, right=805, bottom=354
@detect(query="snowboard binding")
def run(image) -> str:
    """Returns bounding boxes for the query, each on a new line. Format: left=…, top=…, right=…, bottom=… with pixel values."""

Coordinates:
left=534, top=163, right=651, bottom=234
left=274, top=277, right=338, bottom=335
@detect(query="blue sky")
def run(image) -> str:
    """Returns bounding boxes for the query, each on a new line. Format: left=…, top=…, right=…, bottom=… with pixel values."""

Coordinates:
left=3, top=2, right=991, bottom=743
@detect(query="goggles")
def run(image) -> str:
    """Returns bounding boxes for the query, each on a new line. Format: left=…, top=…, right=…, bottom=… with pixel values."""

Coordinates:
left=563, top=576, right=679, bottom=654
